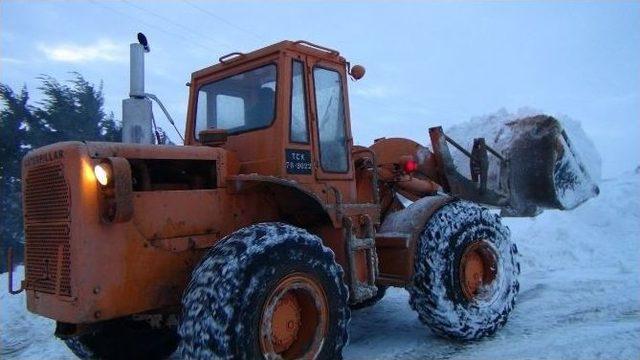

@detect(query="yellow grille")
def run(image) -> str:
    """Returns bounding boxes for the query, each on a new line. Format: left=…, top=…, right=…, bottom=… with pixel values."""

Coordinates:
left=24, top=162, right=72, bottom=296
left=24, top=163, right=70, bottom=222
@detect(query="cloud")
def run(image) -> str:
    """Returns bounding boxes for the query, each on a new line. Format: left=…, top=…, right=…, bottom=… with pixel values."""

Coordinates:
left=38, top=39, right=125, bottom=63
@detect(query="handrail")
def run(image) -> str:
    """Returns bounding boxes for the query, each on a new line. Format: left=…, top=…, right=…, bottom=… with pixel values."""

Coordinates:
left=145, top=93, right=185, bottom=142
left=444, top=134, right=505, bottom=164
left=352, top=147, right=381, bottom=205
left=293, top=40, right=339, bottom=56
left=218, top=52, right=245, bottom=64
left=485, top=144, right=505, bottom=162
left=444, top=134, right=473, bottom=159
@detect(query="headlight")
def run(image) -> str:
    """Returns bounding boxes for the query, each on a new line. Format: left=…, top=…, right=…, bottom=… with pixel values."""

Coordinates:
left=93, top=157, right=133, bottom=223
left=94, top=163, right=112, bottom=186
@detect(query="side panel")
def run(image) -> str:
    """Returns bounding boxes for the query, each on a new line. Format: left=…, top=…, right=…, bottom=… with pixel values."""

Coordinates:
left=74, top=190, right=277, bottom=323
left=24, top=143, right=278, bottom=323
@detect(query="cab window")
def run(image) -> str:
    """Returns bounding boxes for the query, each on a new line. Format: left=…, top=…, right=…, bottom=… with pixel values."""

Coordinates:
left=313, top=67, right=348, bottom=173
left=195, top=64, right=277, bottom=137
left=290, top=60, right=309, bottom=143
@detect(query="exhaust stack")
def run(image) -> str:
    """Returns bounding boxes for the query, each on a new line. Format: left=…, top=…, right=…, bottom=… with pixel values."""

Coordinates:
left=122, top=34, right=153, bottom=144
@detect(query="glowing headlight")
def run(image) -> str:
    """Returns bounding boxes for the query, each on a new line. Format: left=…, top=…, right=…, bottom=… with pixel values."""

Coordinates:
left=94, top=164, right=111, bottom=186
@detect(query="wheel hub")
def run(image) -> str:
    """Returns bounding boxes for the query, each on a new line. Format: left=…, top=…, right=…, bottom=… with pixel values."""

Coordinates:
left=459, top=241, right=498, bottom=300
left=270, top=293, right=302, bottom=353
left=260, top=273, right=328, bottom=359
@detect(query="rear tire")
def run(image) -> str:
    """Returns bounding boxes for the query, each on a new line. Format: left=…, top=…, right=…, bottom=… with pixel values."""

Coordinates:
left=408, top=200, right=520, bottom=340
left=63, top=317, right=178, bottom=359
left=178, top=222, right=350, bottom=359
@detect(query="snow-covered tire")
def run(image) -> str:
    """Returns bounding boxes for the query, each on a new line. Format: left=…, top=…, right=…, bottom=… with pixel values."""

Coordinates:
left=63, top=318, right=179, bottom=359
left=408, top=200, right=520, bottom=340
left=350, top=286, right=387, bottom=310
left=178, top=222, right=350, bottom=359
left=64, top=337, right=95, bottom=359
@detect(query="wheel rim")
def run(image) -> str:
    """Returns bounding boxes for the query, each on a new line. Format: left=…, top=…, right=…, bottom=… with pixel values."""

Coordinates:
left=260, top=273, right=328, bottom=359
left=459, top=240, right=498, bottom=301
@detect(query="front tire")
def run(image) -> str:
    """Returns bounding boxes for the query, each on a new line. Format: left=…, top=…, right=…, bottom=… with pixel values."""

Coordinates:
left=408, top=200, right=520, bottom=340
left=178, top=223, right=350, bottom=359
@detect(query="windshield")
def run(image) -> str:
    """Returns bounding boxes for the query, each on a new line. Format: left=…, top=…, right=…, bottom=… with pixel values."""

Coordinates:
left=195, top=64, right=277, bottom=137
left=314, top=67, right=348, bottom=173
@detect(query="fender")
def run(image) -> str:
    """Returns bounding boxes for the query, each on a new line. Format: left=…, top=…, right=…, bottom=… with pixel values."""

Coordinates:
left=376, top=195, right=455, bottom=286
left=226, top=174, right=334, bottom=229
left=226, top=174, right=367, bottom=293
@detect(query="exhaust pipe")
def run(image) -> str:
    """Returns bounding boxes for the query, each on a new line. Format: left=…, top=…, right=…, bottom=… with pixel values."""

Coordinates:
left=129, top=42, right=146, bottom=98
left=122, top=34, right=153, bottom=144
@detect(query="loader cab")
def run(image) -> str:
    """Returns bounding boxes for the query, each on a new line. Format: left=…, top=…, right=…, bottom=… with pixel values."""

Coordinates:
left=185, top=40, right=358, bottom=202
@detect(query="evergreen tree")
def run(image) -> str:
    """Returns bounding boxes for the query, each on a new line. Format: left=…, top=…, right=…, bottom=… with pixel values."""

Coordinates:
left=34, top=73, right=122, bottom=143
left=0, top=74, right=121, bottom=272
left=0, top=84, right=41, bottom=271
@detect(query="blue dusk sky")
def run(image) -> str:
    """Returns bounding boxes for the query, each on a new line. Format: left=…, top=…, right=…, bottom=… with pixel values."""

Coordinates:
left=1, top=1, right=638, bottom=176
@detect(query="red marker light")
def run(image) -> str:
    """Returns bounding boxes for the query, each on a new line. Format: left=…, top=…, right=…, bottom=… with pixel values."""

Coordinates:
left=403, top=160, right=418, bottom=173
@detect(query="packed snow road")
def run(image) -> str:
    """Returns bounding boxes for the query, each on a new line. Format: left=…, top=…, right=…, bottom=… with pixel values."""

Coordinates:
left=1, top=171, right=638, bottom=359
left=345, top=171, right=640, bottom=360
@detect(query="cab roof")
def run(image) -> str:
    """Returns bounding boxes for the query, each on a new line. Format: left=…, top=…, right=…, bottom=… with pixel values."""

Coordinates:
left=191, top=40, right=347, bottom=80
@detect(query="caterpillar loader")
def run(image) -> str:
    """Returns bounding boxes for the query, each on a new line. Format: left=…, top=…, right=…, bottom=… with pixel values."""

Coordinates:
left=8, top=36, right=598, bottom=359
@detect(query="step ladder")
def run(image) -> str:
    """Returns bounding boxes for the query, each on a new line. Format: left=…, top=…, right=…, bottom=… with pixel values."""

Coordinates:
left=343, top=215, right=379, bottom=304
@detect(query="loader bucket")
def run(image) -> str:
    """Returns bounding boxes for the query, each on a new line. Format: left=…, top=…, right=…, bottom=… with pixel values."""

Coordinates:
left=503, top=115, right=599, bottom=215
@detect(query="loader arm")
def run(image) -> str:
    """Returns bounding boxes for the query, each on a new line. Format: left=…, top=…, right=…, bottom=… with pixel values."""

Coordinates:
left=368, top=115, right=599, bottom=218
left=428, top=126, right=509, bottom=207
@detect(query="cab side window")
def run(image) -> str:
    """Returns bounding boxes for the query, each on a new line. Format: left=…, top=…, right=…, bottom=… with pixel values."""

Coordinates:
left=290, top=60, right=309, bottom=143
left=195, top=64, right=277, bottom=137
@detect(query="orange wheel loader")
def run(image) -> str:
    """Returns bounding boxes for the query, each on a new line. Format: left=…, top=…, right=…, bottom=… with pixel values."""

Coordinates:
left=8, top=36, right=598, bottom=359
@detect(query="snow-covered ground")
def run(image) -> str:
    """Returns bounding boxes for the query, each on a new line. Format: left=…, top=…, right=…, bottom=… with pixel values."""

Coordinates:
left=2, top=171, right=638, bottom=359
left=345, top=170, right=639, bottom=360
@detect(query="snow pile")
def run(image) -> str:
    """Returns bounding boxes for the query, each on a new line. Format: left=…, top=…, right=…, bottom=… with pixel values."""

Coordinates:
left=510, top=171, right=639, bottom=273
left=446, top=108, right=601, bottom=183
left=444, top=108, right=601, bottom=213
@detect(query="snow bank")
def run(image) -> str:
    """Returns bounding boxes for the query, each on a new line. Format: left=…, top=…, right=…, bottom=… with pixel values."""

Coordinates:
left=345, top=169, right=639, bottom=360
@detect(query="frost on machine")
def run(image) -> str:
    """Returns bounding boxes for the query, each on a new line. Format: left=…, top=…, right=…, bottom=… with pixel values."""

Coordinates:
left=7, top=35, right=598, bottom=359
